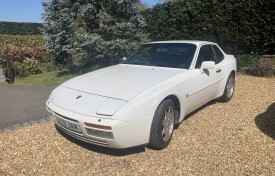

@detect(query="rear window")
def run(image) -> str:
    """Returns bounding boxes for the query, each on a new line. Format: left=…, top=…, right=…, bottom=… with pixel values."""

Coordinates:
left=212, top=45, right=224, bottom=64
left=195, top=45, right=215, bottom=69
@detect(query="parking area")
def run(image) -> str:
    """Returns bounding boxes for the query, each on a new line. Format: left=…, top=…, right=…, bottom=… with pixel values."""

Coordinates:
left=0, top=75, right=274, bottom=175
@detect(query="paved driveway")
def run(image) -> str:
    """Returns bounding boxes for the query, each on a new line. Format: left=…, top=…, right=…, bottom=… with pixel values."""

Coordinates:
left=0, top=85, right=55, bottom=129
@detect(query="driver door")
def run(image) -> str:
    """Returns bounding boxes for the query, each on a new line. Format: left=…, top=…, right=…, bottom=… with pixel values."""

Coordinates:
left=186, top=44, right=222, bottom=112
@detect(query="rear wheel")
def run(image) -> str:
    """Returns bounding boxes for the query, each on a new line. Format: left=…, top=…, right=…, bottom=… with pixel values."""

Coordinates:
left=149, top=99, right=175, bottom=149
left=219, top=73, right=235, bottom=102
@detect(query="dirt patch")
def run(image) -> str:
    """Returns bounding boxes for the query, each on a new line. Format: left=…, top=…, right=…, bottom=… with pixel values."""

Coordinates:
left=0, top=75, right=274, bottom=175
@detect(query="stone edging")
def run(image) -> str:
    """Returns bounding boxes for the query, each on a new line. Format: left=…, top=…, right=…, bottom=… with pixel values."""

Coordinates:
left=0, top=116, right=52, bottom=132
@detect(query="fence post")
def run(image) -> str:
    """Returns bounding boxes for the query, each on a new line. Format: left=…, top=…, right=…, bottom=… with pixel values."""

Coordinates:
left=4, top=55, right=14, bottom=84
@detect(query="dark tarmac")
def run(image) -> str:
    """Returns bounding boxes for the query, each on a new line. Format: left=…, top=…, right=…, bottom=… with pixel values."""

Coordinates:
left=0, top=85, right=55, bottom=129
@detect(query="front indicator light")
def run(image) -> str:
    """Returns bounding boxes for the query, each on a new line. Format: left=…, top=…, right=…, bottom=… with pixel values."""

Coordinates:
left=84, top=122, right=112, bottom=130
left=46, top=106, right=54, bottom=120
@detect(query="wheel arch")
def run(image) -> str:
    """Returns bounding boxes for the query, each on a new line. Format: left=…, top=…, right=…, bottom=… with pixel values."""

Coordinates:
left=230, top=70, right=236, bottom=79
left=164, top=95, right=181, bottom=124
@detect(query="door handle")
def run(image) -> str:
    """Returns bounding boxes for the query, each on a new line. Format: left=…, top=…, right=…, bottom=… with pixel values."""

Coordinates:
left=216, top=69, right=221, bottom=73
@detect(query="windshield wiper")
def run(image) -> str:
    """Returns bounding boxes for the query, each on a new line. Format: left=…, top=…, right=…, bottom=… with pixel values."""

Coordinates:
left=153, top=63, right=183, bottom=69
left=154, top=63, right=169, bottom=67
left=127, top=62, right=148, bottom=66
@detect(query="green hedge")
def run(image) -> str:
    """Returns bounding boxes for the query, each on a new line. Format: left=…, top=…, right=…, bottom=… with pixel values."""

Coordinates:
left=143, top=0, right=274, bottom=55
left=236, top=54, right=255, bottom=70
left=0, top=21, right=43, bottom=35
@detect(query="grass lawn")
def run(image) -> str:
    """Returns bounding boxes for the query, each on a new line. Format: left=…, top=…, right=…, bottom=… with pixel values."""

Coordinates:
left=16, top=71, right=81, bottom=87
left=14, top=64, right=103, bottom=86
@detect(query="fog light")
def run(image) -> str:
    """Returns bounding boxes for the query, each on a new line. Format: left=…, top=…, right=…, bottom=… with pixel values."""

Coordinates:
left=84, top=122, right=112, bottom=130
left=85, top=128, right=114, bottom=139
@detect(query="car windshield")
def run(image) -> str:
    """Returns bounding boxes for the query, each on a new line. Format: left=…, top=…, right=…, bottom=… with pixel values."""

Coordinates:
left=122, top=43, right=197, bottom=69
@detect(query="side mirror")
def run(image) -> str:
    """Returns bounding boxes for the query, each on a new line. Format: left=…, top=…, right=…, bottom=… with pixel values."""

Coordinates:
left=200, top=61, right=215, bottom=73
left=119, top=57, right=127, bottom=62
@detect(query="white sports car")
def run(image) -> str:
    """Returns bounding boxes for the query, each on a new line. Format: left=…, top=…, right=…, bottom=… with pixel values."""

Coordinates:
left=46, top=41, right=236, bottom=149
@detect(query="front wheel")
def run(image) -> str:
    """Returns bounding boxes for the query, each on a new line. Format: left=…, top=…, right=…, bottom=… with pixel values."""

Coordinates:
left=219, top=73, right=235, bottom=102
left=149, top=99, right=175, bottom=150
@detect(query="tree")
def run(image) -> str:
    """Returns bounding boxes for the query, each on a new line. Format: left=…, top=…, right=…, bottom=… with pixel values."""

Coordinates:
left=43, top=0, right=147, bottom=68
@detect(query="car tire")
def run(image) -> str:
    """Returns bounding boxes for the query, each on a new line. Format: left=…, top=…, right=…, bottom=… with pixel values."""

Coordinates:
left=219, top=73, right=235, bottom=102
left=149, top=99, right=175, bottom=150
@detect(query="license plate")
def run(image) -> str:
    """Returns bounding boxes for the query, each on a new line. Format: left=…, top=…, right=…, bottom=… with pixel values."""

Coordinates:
left=55, top=116, right=82, bottom=133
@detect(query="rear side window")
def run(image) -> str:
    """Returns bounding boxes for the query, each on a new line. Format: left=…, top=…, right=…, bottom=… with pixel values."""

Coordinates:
left=212, top=45, right=224, bottom=64
left=195, top=45, right=215, bottom=69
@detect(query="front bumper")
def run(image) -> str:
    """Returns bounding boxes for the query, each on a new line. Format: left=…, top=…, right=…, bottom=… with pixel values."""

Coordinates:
left=46, top=101, right=152, bottom=149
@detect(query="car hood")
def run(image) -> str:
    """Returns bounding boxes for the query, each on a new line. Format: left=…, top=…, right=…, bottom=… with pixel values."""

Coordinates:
left=61, top=64, right=184, bottom=101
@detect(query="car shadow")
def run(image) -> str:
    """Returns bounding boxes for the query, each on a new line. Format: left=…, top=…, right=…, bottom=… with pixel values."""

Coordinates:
left=55, top=125, right=146, bottom=156
left=255, top=102, right=275, bottom=140
left=174, top=100, right=217, bottom=129
left=186, top=100, right=217, bottom=120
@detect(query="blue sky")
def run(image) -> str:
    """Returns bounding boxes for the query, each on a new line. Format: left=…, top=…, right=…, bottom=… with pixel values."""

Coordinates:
left=0, top=0, right=159, bottom=23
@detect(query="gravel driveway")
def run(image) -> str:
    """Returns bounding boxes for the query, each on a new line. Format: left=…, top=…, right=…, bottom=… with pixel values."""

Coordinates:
left=0, top=75, right=274, bottom=175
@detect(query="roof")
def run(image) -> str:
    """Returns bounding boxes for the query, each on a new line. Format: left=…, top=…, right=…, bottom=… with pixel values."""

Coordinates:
left=148, top=40, right=216, bottom=45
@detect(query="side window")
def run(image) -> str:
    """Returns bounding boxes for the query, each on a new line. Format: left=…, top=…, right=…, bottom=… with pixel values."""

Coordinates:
left=195, top=45, right=215, bottom=69
left=212, top=45, right=224, bottom=64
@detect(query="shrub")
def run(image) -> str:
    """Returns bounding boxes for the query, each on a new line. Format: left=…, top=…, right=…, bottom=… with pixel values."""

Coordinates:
left=2, top=45, right=50, bottom=63
left=13, top=58, right=42, bottom=77
left=247, top=57, right=275, bottom=77
left=236, top=54, right=255, bottom=70
left=40, top=62, right=57, bottom=72
left=2, top=45, right=24, bottom=62
left=32, top=47, right=51, bottom=63
left=0, top=34, right=44, bottom=56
